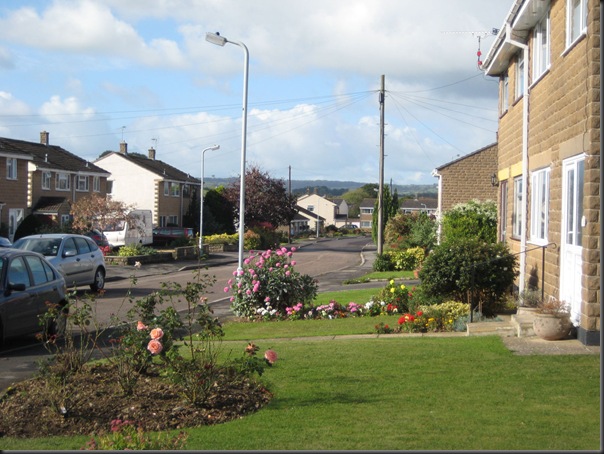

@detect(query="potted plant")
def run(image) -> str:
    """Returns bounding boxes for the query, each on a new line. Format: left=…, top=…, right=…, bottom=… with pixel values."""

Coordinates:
left=532, top=296, right=573, bottom=341
left=516, top=288, right=542, bottom=315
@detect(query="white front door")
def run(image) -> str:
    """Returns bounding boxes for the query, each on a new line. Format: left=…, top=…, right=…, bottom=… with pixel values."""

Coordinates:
left=560, top=155, right=584, bottom=326
left=8, top=208, right=24, bottom=242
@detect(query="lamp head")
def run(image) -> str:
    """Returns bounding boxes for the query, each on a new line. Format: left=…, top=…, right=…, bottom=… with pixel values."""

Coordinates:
left=206, top=32, right=227, bottom=46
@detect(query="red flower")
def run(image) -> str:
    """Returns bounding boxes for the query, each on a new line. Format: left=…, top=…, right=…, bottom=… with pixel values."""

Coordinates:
left=416, top=311, right=423, bottom=317
left=398, top=316, right=406, bottom=325
left=264, top=349, right=278, bottom=365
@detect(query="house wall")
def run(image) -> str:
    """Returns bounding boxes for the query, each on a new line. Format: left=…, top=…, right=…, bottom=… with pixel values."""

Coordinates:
left=28, top=169, right=108, bottom=207
left=296, top=194, right=337, bottom=226
left=0, top=156, right=29, bottom=233
left=96, top=154, right=157, bottom=222
left=438, top=144, right=498, bottom=212
left=495, top=0, right=600, bottom=341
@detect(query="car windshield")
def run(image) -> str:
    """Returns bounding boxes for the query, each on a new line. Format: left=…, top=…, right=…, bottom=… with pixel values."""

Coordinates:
left=12, top=238, right=62, bottom=257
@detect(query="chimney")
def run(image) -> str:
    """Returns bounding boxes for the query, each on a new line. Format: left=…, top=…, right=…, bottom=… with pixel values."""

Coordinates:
left=40, top=131, right=49, bottom=146
left=119, top=141, right=128, bottom=154
left=148, top=147, right=156, bottom=160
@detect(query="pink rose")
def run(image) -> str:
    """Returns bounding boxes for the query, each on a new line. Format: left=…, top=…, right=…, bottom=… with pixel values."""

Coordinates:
left=149, top=328, right=164, bottom=340
left=147, top=339, right=163, bottom=355
left=224, top=286, right=230, bottom=293
left=136, top=321, right=148, bottom=331
left=264, top=349, right=278, bottom=365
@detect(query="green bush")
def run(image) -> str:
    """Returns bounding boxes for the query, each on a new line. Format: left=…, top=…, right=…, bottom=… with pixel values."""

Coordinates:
left=372, top=253, right=394, bottom=272
left=117, top=244, right=157, bottom=257
left=204, top=233, right=238, bottom=245
left=387, top=247, right=425, bottom=271
left=441, top=199, right=497, bottom=243
left=419, top=238, right=518, bottom=315
left=243, top=230, right=262, bottom=250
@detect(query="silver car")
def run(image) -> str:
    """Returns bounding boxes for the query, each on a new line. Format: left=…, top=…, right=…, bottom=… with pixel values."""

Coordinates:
left=12, top=233, right=106, bottom=291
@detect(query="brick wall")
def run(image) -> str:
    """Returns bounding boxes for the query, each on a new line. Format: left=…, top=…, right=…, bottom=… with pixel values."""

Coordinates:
left=438, top=143, right=498, bottom=213
left=495, top=0, right=600, bottom=343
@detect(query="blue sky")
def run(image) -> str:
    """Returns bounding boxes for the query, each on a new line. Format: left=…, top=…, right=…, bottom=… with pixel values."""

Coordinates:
left=0, top=0, right=512, bottom=185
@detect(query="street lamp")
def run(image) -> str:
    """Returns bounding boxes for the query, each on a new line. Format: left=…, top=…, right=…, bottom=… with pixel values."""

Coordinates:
left=199, top=144, right=220, bottom=257
left=206, top=31, right=249, bottom=274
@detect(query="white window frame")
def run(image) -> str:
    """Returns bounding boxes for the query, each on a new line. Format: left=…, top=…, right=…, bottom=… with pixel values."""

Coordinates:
left=532, top=11, right=550, bottom=81
left=501, top=73, right=509, bottom=115
left=56, top=172, right=71, bottom=191
left=499, top=180, right=508, bottom=243
left=61, top=214, right=71, bottom=226
left=6, top=157, right=17, bottom=180
left=515, top=53, right=525, bottom=100
left=567, top=0, right=588, bottom=47
left=76, top=175, right=89, bottom=192
left=170, top=183, right=180, bottom=197
left=163, top=181, right=170, bottom=196
left=93, top=176, right=100, bottom=192
left=512, top=176, right=523, bottom=239
left=42, top=171, right=52, bottom=190
left=530, top=168, right=550, bottom=245
left=168, top=215, right=178, bottom=226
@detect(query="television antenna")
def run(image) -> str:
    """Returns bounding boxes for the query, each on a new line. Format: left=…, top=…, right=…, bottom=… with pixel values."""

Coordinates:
left=441, top=28, right=499, bottom=67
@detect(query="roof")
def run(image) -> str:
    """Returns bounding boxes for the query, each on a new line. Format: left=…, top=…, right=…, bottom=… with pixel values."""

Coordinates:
left=435, top=142, right=497, bottom=171
left=0, top=136, right=110, bottom=175
left=482, top=0, right=549, bottom=76
left=296, top=205, right=325, bottom=221
left=32, top=196, right=69, bottom=214
left=400, top=198, right=438, bottom=210
left=97, top=151, right=200, bottom=184
left=359, top=198, right=376, bottom=208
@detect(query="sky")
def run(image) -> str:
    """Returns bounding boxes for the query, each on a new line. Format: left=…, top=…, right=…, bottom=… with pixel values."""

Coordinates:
left=0, top=0, right=513, bottom=186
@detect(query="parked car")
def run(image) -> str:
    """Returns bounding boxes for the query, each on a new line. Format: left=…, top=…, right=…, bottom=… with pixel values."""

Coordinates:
left=11, top=234, right=106, bottom=291
left=152, top=227, right=194, bottom=247
left=0, top=237, right=12, bottom=248
left=340, top=224, right=360, bottom=230
left=84, top=229, right=110, bottom=247
left=0, top=248, right=68, bottom=346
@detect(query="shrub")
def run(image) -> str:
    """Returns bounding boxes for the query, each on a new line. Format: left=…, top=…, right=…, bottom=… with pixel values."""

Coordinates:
left=440, top=199, right=497, bottom=243
left=419, top=238, right=518, bottom=315
left=372, top=253, right=394, bottom=272
left=243, top=230, right=262, bottom=250
left=225, top=247, right=318, bottom=319
left=204, top=233, right=238, bottom=245
left=117, top=244, right=157, bottom=257
left=387, top=247, right=425, bottom=271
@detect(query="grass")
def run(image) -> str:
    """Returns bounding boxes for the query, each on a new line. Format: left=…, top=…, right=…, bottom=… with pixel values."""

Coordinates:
left=357, top=269, right=415, bottom=280
left=1, top=285, right=600, bottom=451
left=3, top=334, right=599, bottom=451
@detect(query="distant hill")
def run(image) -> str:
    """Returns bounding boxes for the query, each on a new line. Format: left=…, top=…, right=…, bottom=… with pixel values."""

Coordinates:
left=204, top=177, right=437, bottom=197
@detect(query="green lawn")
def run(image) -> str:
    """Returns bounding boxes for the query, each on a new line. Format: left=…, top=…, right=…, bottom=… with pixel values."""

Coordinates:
left=2, top=332, right=600, bottom=450
left=1, top=283, right=600, bottom=450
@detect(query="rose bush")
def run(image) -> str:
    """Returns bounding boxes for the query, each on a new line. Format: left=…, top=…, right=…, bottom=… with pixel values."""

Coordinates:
left=225, top=247, right=318, bottom=319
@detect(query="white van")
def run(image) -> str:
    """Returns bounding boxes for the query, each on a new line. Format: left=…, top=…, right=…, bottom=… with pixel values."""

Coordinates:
left=102, top=210, right=153, bottom=247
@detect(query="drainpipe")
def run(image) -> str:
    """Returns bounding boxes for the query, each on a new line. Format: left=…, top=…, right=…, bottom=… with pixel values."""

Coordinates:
left=431, top=168, right=442, bottom=244
left=505, top=22, right=529, bottom=294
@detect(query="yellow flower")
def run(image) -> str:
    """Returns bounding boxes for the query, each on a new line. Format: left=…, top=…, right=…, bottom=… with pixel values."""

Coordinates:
left=448, top=319, right=453, bottom=323
left=400, top=284, right=406, bottom=291
left=428, top=317, right=435, bottom=322
left=389, top=279, right=395, bottom=285
left=390, top=288, right=395, bottom=293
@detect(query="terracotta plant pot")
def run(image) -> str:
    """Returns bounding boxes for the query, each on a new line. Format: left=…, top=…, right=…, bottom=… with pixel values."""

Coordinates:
left=532, top=313, right=573, bottom=340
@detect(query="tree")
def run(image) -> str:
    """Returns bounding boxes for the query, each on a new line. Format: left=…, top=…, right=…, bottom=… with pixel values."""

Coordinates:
left=70, top=194, right=135, bottom=234
left=223, top=165, right=298, bottom=229
left=342, top=183, right=378, bottom=217
left=204, top=186, right=235, bottom=234
left=372, top=185, right=398, bottom=245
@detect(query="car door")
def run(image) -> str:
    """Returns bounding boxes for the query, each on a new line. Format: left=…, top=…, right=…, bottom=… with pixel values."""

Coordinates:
left=23, top=255, right=64, bottom=322
left=74, top=237, right=94, bottom=284
left=56, top=237, right=83, bottom=288
left=3, top=256, right=38, bottom=337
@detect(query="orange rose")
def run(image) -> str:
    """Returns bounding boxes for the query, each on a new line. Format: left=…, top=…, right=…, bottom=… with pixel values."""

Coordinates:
left=147, top=339, right=163, bottom=355
left=149, top=328, right=164, bottom=340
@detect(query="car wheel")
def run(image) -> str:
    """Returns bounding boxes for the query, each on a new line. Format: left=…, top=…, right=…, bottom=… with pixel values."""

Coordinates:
left=90, top=267, right=106, bottom=292
left=46, top=303, right=68, bottom=338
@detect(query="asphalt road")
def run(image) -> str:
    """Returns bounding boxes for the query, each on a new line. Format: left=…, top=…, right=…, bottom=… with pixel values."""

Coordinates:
left=0, top=236, right=385, bottom=391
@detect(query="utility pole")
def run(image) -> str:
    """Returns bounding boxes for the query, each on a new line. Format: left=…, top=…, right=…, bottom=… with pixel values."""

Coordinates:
left=288, top=165, right=292, bottom=244
left=377, top=74, right=385, bottom=255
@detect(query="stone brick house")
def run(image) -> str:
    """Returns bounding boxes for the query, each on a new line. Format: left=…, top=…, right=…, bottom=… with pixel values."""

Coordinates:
left=483, top=0, right=600, bottom=345
left=95, top=143, right=200, bottom=229
left=0, top=132, right=111, bottom=240
left=432, top=142, right=499, bottom=214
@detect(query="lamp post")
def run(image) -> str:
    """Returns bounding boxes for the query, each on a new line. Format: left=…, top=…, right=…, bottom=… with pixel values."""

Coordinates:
left=206, top=31, right=249, bottom=274
left=199, top=144, right=220, bottom=258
